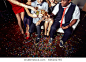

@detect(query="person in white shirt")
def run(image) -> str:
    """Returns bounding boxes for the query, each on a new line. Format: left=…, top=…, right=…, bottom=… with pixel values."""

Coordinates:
left=28, top=0, right=48, bottom=43
left=49, top=0, right=80, bottom=47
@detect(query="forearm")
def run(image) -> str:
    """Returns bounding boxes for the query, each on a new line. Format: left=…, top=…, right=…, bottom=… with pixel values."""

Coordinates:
left=8, top=0, right=33, bottom=9
left=25, top=8, right=34, bottom=18
left=62, top=19, right=77, bottom=29
left=39, top=17, right=45, bottom=23
left=68, top=19, right=77, bottom=27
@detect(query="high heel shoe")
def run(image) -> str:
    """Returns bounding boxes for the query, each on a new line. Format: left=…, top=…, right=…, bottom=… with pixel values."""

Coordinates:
left=44, top=35, right=49, bottom=37
left=44, top=35, right=47, bottom=37
left=26, top=37, right=30, bottom=40
left=25, top=33, right=27, bottom=35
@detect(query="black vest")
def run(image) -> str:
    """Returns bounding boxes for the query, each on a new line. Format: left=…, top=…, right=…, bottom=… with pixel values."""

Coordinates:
left=55, top=2, right=76, bottom=25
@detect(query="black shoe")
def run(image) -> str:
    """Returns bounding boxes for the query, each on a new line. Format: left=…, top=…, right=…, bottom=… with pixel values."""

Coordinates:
left=36, top=38, right=40, bottom=43
left=24, top=40, right=30, bottom=43
left=59, top=40, right=64, bottom=47
left=49, top=38, right=53, bottom=44
left=44, top=35, right=49, bottom=37
left=44, top=35, right=47, bottom=37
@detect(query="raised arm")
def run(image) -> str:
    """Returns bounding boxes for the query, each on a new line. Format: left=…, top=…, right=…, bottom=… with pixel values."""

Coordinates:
left=25, top=7, right=37, bottom=18
left=8, top=0, right=36, bottom=11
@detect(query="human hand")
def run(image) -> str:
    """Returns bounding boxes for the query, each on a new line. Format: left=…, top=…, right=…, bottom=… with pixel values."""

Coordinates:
left=36, top=21, right=40, bottom=26
left=33, top=13, right=37, bottom=18
left=61, top=26, right=69, bottom=29
left=38, top=14, right=43, bottom=18
left=47, top=14, right=50, bottom=18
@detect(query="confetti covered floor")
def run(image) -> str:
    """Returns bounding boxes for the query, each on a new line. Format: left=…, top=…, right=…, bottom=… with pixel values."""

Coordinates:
left=0, top=10, right=86, bottom=57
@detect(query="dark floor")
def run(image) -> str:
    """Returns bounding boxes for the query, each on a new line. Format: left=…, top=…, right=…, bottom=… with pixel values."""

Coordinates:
left=0, top=9, right=86, bottom=57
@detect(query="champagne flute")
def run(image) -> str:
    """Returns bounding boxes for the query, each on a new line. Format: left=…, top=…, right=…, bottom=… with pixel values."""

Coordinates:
left=45, top=11, right=48, bottom=16
left=35, top=7, right=39, bottom=17
left=35, top=7, right=38, bottom=10
left=41, top=10, right=45, bottom=15
left=36, top=11, right=39, bottom=17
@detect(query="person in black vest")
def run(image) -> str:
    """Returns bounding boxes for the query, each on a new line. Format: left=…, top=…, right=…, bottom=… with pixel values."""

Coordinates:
left=49, top=0, right=80, bottom=47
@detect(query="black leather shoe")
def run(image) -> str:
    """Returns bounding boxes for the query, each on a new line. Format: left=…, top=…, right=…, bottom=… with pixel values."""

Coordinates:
left=59, top=40, right=64, bottom=47
left=44, top=35, right=49, bottom=37
left=49, top=38, right=53, bottom=44
left=44, top=35, right=47, bottom=37
left=36, top=38, right=40, bottom=43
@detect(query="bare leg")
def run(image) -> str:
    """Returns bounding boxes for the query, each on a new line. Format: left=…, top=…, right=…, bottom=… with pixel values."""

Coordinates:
left=21, top=12, right=25, bottom=34
left=20, top=12, right=24, bottom=23
left=44, top=20, right=49, bottom=35
left=26, top=25, right=30, bottom=37
left=15, top=13, right=24, bottom=34
left=25, top=24, right=28, bottom=33
left=47, top=19, right=53, bottom=36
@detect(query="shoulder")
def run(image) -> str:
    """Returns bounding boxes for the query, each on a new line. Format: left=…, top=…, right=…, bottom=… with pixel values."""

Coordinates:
left=75, top=5, right=79, bottom=9
left=71, top=2, right=76, bottom=7
left=75, top=5, right=80, bottom=11
left=43, top=2, right=48, bottom=5
left=56, top=2, right=60, bottom=6
left=54, top=2, right=60, bottom=8
left=71, top=2, right=79, bottom=10
left=31, top=1, right=36, bottom=6
left=31, top=1, right=36, bottom=4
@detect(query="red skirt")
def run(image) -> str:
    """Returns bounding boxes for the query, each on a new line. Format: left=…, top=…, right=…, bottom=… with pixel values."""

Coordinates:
left=8, top=1, right=24, bottom=14
left=12, top=6, right=24, bottom=14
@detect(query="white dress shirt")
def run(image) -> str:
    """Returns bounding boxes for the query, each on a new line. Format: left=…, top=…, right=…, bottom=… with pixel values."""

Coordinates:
left=31, top=1, right=48, bottom=24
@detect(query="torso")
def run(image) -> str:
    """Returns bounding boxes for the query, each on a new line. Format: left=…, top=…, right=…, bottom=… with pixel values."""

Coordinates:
left=25, top=8, right=31, bottom=17
left=48, top=5, right=55, bottom=15
left=48, top=3, right=56, bottom=14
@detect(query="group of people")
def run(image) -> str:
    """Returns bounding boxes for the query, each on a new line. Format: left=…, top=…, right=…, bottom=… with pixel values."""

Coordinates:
left=8, top=0, right=80, bottom=47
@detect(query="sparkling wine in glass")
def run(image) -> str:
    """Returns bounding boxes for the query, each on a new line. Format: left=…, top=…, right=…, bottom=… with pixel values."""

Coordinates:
left=36, top=11, right=39, bottom=16
left=45, top=11, right=48, bottom=16
left=41, top=10, right=45, bottom=15
left=35, top=7, right=38, bottom=10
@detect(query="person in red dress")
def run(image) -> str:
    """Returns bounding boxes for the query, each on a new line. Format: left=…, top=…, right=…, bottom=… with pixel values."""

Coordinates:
left=8, top=0, right=36, bottom=34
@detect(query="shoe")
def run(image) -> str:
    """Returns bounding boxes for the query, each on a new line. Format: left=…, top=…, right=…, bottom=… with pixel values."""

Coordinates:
left=25, top=33, right=27, bottom=35
left=49, top=38, right=53, bottom=44
left=44, top=35, right=47, bottom=37
left=36, top=38, right=40, bottom=43
left=26, top=37, right=30, bottom=40
left=59, top=40, right=64, bottom=47
left=24, top=40, right=30, bottom=43
left=44, top=35, right=49, bottom=38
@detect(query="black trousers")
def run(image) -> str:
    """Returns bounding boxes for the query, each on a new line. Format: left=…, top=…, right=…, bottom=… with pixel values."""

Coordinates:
left=29, top=21, right=45, bottom=38
left=50, top=21, right=73, bottom=43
